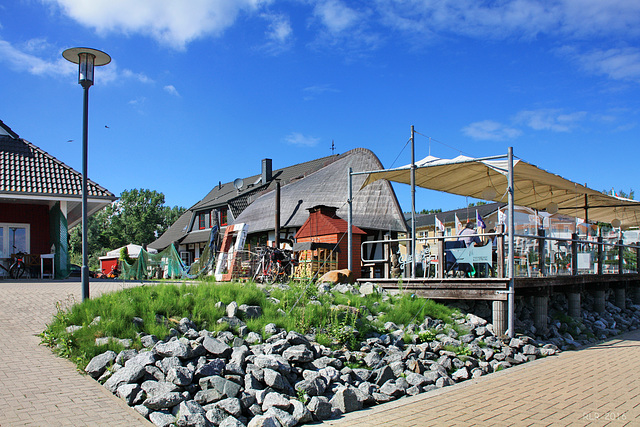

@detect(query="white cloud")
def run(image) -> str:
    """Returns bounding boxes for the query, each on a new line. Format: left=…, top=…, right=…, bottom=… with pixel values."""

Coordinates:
left=514, top=109, right=587, bottom=132
left=462, top=120, right=521, bottom=141
left=303, top=84, right=339, bottom=100
left=45, top=0, right=270, bottom=50
left=258, top=12, right=293, bottom=54
left=163, top=85, right=180, bottom=97
left=314, top=0, right=360, bottom=34
left=284, top=132, right=320, bottom=147
left=564, top=47, right=640, bottom=83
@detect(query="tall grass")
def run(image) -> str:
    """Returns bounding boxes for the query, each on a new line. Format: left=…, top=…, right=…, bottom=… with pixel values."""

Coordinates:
left=40, top=280, right=464, bottom=369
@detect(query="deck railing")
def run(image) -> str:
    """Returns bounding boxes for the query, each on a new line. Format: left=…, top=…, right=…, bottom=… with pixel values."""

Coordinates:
left=360, top=230, right=640, bottom=279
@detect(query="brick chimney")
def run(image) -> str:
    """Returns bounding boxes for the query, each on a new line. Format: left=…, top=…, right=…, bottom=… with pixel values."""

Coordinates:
left=262, top=158, right=272, bottom=184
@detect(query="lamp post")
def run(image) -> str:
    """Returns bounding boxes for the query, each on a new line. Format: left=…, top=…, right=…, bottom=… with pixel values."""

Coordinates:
left=63, top=47, right=111, bottom=301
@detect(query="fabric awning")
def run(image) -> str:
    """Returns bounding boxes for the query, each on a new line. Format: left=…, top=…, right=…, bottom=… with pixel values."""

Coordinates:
left=362, top=154, right=640, bottom=229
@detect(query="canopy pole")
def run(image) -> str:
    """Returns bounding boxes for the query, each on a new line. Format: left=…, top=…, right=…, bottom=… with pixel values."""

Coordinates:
left=348, top=167, right=353, bottom=272
left=507, top=146, right=515, bottom=338
left=410, top=125, right=416, bottom=279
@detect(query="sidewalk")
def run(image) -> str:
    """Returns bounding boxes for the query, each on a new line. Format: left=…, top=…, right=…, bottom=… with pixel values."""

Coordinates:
left=0, top=280, right=151, bottom=426
left=325, top=330, right=640, bottom=426
left=1, top=279, right=638, bottom=426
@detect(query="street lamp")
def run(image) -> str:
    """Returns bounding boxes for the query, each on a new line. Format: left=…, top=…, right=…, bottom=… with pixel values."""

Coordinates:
left=63, top=47, right=111, bottom=301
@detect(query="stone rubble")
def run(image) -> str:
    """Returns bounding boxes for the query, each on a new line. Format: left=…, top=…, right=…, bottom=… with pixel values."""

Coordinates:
left=81, top=286, right=640, bottom=427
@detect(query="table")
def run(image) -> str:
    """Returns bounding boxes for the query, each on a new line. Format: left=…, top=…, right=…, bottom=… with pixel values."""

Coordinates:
left=41, top=254, right=55, bottom=279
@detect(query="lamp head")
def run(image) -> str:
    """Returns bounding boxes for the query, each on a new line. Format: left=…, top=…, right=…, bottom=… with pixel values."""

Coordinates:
left=63, top=47, right=111, bottom=87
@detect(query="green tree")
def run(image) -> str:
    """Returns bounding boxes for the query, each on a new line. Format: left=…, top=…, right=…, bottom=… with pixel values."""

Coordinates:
left=69, top=189, right=185, bottom=269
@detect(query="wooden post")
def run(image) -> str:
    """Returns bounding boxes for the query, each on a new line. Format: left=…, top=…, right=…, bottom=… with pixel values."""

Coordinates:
left=537, top=229, right=546, bottom=277
left=571, top=233, right=578, bottom=276
left=383, top=234, right=390, bottom=279
left=636, top=242, right=640, bottom=274
left=437, top=231, right=444, bottom=278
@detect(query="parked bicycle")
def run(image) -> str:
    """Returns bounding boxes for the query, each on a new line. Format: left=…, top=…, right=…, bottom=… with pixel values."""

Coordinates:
left=0, top=248, right=29, bottom=279
left=253, top=246, right=298, bottom=284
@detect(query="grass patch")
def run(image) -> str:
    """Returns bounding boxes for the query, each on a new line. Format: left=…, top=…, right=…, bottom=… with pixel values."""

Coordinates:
left=40, top=280, right=468, bottom=369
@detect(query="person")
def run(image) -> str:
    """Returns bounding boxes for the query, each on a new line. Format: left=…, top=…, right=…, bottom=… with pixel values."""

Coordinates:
left=458, top=221, right=481, bottom=247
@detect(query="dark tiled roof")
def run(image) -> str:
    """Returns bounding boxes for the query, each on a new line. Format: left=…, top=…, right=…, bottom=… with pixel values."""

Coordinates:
left=148, top=209, right=192, bottom=250
left=0, top=134, right=115, bottom=200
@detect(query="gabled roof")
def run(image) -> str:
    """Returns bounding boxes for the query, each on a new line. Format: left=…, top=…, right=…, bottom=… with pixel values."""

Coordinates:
left=0, top=128, right=115, bottom=200
left=148, top=209, right=191, bottom=250
left=234, top=148, right=408, bottom=234
left=296, top=207, right=366, bottom=239
left=191, top=154, right=343, bottom=212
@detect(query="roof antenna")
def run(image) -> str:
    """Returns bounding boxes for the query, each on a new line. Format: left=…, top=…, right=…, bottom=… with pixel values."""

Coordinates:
left=331, top=140, right=335, bottom=155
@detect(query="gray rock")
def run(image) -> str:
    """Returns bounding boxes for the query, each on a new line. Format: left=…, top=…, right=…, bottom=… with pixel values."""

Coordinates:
left=176, top=400, right=208, bottom=427
left=295, top=376, right=328, bottom=396
left=373, top=366, right=395, bottom=386
left=264, top=323, right=278, bottom=336
left=141, top=334, right=160, bottom=348
left=195, top=359, right=225, bottom=379
left=144, top=391, right=184, bottom=410
left=246, top=332, right=263, bottom=344
left=195, top=388, right=225, bottom=405
left=329, top=387, right=363, bottom=413
left=247, top=415, right=281, bottom=427
left=155, top=340, right=190, bottom=359
left=104, top=362, right=146, bottom=393
left=219, top=416, right=246, bottom=427
left=451, top=367, right=469, bottom=381
left=178, top=318, right=197, bottom=334
left=379, top=380, right=404, bottom=398
left=239, top=304, right=263, bottom=319
left=522, top=344, right=540, bottom=356
left=85, top=350, right=117, bottom=378
left=359, top=282, right=379, bottom=295
left=290, top=399, right=313, bottom=424
left=227, top=301, right=239, bottom=318
left=263, top=368, right=288, bottom=391
left=116, top=383, right=143, bottom=406
left=206, top=406, right=230, bottom=425
left=372, top=392, right=393, bottom=404
left=307, top=396, right=332, bottom=420
left=216, top=397, right=243, bottom=418
left=282, top=345, right=314, bottom=363
left=149, top=410, right=176, bottom=427
left=141, top=380, right=180, bottom=399
left=203, top=336, right=232, bottom=358
left=167, top=366, right=193, bottom=386
left=262, top=392, right=291, bottom=412
left=65, top=325, right=82, bottom=334
left=200, top=376, right=242, bottom=398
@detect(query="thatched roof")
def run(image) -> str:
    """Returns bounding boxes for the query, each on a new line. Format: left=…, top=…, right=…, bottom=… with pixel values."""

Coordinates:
left=233, top=148, right=407, bottom=234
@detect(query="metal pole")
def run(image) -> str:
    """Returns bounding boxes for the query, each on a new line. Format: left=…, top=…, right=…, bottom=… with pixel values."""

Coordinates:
left=81, top=82, right=90, bottom=301
left=410, top=125, right=416, bottom=279
left=348, top=167, right=353, bottom=272
left=507, top=147, right=515, bottom=337
left=275, top=181, right=281, bottom=248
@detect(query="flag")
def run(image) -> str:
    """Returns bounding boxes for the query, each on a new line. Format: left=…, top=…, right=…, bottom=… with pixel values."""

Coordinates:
left=435, top=215, right=445, bottom=232
left=455, top=213, right=462, bottom=234
left=476, top=210, right=486, bottom=229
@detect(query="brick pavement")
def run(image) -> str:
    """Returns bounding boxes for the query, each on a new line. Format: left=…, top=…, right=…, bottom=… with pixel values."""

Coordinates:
left=325, top=330, right=640, bottom=426
left=0, top=279, right=151, bottom=426
left=2, top=279, right=639, bottom=426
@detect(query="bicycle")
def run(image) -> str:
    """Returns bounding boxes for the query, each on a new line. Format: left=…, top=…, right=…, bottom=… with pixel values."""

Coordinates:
left=0, top=250, right=28, bottom=279
left=253, top=246, right=298, bottom=284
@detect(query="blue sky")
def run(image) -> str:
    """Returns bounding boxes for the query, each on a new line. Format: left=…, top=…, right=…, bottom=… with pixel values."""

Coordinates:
left=1, top=0, right=639, bottom=213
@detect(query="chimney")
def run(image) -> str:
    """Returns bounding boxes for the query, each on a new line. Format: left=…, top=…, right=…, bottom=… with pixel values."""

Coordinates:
left=262, top=158, right=272, bottom=184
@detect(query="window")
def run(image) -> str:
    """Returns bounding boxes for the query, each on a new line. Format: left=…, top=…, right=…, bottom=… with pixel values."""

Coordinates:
left=0, top=223, right=30, bottom=257
left=180, top=251, right=192, bottom=266
left=220, top=207, right=228, bottom=226
left=199, top=214, right=205, bottom=230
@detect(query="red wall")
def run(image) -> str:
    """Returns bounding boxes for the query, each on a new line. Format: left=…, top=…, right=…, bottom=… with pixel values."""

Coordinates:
left=0, top=203, right=50, bottom=255
left=297, top=233, right=363, bottom=278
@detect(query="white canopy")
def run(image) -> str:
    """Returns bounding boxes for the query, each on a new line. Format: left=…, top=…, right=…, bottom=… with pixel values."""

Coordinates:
left=101, top=244, right=157, bottom=259
left=362, top=154, right=640, bottom=229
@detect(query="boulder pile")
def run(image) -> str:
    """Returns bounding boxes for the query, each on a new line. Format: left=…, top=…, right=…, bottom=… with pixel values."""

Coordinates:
left=81, top=286, right=640, bottom=427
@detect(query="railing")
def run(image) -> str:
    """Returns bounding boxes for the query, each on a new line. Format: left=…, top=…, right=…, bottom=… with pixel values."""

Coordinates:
left=361, top=229, right=640, bottom=279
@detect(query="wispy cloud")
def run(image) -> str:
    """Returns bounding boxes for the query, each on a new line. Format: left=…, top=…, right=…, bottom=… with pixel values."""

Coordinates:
left=0, top=38, right=152, bottom=85
left=284, top=132, right=320, bottom=147
left=462, top=120, right=521, bottom=141
left=163, top=85, right=180, bottom=97
left=514, top=109, right=588, bottom=132
left=303, top=84, right=340, bottom=101
left=259, top=12, right=293, bottom=55
left=560, top=46, right=640, bottom=83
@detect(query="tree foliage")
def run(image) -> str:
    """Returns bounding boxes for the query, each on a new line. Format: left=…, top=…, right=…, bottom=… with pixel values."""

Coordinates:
left=69, top=189, right=185, bottom=269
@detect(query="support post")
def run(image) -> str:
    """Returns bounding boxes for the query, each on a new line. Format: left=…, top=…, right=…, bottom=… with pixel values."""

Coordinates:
left=533, top=295, right=548, bottom=335
left=383, top=234, right=390, bottom=279
left=618, top=239, right=624, bottom=274
left=492, top=300, right=508, bottom=337
left=496, top=224, right=505, bottom=278
left=507, top=147, right=515, bottom=338
left=275, top=181, right=281, bottom=248
left=347, top=168, right=353, bottom=272
left=81, top=83, right=90, bottom=301
left=594, top=289, right=606, bottom=313
left=567, top=292, right=581, bottom=318
left=636, top=242, right=640, bottom=274
left=436, top=231, right=444, bottom=278
left=614, top=287, right=626, bottom=310
left=410, top=125, right=416, bottom=279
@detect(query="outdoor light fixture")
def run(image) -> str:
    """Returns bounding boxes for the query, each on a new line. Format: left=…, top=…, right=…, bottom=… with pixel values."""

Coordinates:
left=611, top=218, right=621, bottom=228
left=546, top=202, right=558, bottom=214
left=481, top=187, right=497, bottom=201
left=63, top=47, right=111, bottom=301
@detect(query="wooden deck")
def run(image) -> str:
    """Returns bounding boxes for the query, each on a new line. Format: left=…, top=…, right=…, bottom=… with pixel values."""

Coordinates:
left=358, top=273, right=640, bottom=301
